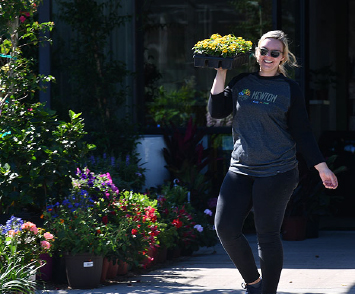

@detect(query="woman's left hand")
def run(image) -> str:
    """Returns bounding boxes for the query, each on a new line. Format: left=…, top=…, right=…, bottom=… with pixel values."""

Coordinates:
left=314, top=162, right=338, bottom=189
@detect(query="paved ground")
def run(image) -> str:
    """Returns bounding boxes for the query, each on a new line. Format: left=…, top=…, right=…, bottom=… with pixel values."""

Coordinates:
left=37, top=230, right=355, bottom=294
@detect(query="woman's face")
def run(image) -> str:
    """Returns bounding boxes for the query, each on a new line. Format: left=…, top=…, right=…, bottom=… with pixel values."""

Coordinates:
left=257, top=38, right=285, bottom=76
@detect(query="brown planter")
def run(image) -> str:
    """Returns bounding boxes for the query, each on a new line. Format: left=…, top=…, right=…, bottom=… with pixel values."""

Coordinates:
left=281, top=216, right=307, bottom=241
left=106, top=259, right=119, bottom=279
left=155, top=246, right=168, bottom=264
left=101, top=258, right=110, bottom=282
left=116, top=260, right=129, bottom=275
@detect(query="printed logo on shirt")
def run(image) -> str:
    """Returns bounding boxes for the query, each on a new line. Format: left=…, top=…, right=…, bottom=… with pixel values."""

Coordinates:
left=251, top=91, right=278, bottom=104
left=238, top=89, right=278, bottom=105
left=238, top=89, right=251, bottom=101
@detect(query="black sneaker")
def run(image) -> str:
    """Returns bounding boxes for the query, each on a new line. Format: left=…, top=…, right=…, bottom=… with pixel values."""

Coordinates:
left=241, top=279, right=262, bottom=294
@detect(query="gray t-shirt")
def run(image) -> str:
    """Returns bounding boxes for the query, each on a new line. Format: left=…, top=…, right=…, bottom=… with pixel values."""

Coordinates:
left=208, top=72, right=325, bottom=177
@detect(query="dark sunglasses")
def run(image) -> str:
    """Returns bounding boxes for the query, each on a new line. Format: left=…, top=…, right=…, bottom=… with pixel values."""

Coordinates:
left=259, top=47, right=283, bottom=58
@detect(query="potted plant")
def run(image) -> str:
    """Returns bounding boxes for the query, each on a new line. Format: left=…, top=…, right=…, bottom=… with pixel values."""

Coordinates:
left=44, top=192, right=111, bottom=289
left=43, top=167, right=125, bottom=288
left=0, top=215, right=55, bottom=292
left=192, top=33, right=253, bottom=69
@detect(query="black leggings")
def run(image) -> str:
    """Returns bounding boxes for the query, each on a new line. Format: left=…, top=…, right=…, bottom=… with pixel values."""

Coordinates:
left=215, top=168, right=299, bottom=294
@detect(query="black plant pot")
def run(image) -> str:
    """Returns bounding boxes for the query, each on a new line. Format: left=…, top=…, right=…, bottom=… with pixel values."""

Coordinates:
left=193, top=53, right=250, bottom=69
left=65, top=253, right=103, bottom=289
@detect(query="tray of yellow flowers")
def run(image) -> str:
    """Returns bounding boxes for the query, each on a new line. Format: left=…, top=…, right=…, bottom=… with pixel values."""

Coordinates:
left=192, top=34, right=253, bottom=69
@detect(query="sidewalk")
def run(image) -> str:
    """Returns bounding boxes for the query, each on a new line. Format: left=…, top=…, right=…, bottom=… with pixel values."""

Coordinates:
left=37, top=231, right=355, bottom=294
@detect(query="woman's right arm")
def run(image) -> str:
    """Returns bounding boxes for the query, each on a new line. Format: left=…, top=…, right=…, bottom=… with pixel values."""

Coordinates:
left=208, top=68, right=233, bottom=119
left=211, top=68, right=228, bottom=94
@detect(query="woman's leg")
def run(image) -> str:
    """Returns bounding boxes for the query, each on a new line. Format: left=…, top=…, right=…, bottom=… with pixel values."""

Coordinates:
left=214, top=171, right=260, bottom=284
left=252, top=168, right=299, bottom=294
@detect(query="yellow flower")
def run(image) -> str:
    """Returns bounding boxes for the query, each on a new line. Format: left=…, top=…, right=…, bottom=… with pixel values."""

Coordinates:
left=192, top=33, right=252, bottom=57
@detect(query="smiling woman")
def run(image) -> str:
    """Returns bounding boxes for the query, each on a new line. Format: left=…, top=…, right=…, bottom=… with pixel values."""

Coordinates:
left=208, top=30, right=338, bottom=294
left=254, top=30, right=299, bottom=77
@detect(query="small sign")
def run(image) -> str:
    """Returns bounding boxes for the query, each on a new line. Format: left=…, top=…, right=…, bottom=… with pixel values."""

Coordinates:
left=83, top=261, right=94, bottom=268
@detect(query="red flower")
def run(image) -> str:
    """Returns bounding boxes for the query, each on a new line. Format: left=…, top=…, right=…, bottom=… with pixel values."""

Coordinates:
left=102, top=216, right=108, bottom=225
left=131, top=228, right=138, bottom=236
left=172, top=218, right=183, bottom=229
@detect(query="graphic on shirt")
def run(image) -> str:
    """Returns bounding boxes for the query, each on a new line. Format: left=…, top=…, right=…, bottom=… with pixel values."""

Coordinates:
left=238, top=89, right=251, bottom=101
left=238, top=89, right=278, bottom=105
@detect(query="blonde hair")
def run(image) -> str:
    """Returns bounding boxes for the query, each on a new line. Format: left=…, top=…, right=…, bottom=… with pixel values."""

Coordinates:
left=255, top=30, right=299, bottom=76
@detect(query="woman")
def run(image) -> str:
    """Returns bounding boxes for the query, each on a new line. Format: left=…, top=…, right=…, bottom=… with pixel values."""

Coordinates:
left=209, top=30, right=338, bottom=294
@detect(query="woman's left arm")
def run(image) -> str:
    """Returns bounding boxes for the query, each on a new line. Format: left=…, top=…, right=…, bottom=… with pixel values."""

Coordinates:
left=287, top=80, right=338, bottom=190
left=314, top=162, right=338, bottom=189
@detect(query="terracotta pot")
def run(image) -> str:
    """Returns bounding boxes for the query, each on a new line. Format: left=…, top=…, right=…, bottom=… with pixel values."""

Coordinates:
left=142, top=247, right=157, bottom=269
left=101, top=258, right=110, bottom=282
left=116, top=260, right=129, bottom=275
left=106, top=259, right=119, bottom=279
left=155, top=246, right=167, bottom=264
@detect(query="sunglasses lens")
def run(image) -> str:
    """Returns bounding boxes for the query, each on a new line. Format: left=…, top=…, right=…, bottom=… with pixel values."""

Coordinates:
left=260, top=48, right=281, bottom=58
left=260, top=48, right=268, bottom=56
left=271, top=51, right=281, bottom=58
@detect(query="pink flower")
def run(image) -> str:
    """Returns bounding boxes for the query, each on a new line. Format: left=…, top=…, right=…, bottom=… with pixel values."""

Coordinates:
left=41, top=240, right=51, bottom=250
left=44, top=232, right=54, bottom=240
left=19, top=15, right=26, bottom=23
left=8, top=230, right=16, bottom=237
left=21, top=222, right=38, bottom=234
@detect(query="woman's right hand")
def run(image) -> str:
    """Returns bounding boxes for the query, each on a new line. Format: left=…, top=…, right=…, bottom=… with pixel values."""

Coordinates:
left=211, top=67, right=228, bottom=95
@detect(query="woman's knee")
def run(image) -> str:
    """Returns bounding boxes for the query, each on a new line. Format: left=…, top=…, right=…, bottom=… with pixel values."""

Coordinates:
left=215, top=218, right=243, bottom=241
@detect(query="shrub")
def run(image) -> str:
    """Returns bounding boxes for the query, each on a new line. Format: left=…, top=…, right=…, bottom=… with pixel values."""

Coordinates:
left=0, top=103, right=95, bottom=214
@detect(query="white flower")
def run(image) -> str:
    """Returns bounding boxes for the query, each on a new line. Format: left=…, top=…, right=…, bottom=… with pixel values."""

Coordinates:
left=194, top=224, right=203, bottom=232
left=204, top=209, right=213, bottom=216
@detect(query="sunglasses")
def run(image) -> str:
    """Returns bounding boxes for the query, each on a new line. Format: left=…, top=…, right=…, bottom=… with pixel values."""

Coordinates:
left=259, top=47, right=283, bottom=58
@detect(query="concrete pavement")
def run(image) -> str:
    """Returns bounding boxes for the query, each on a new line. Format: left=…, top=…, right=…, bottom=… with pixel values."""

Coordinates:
left=37, top=230, right=355, bottom=294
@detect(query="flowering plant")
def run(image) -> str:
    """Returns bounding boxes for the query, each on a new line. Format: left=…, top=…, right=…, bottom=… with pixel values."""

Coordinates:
left=87, top=153, right=146, bottom=192
left=0, top=216, right=54, bottom=266
left=43, top=190, right=113, bottom=256
left=108, top=191, right=161, bottom=267
left=192, top=33, right=253, bottom=58
left=44, top=168, right=161, bottom=268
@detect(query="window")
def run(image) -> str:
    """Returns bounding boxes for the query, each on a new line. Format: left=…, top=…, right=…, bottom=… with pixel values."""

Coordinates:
left=143, top=0, right=272, bottom=128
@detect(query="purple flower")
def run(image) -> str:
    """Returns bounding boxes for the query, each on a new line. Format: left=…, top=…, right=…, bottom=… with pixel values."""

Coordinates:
left=1, top=216, right=24, bottom=234
left=194, top=224, right=203, bottom=232
left=204, top=209, right=213, bottom=216
left=126, top=155, right=130, bottom=165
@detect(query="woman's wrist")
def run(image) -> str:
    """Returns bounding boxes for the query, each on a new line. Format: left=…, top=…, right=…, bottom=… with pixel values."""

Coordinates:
left=211, top=69, right=227, bottom=95
left=314, top=162, right=328, bottom=172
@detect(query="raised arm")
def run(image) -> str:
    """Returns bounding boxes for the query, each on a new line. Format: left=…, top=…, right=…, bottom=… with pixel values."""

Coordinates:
left=211, top=68, right=228, bottom=94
